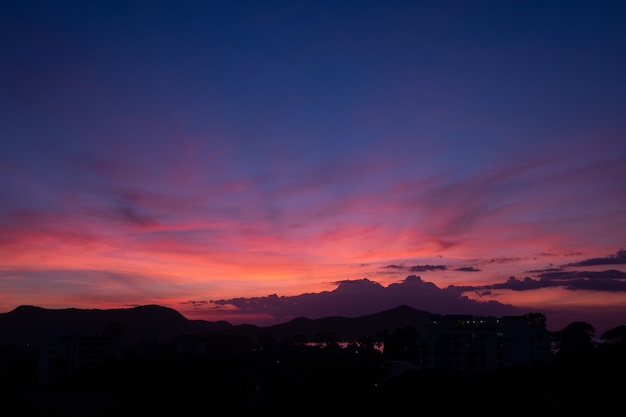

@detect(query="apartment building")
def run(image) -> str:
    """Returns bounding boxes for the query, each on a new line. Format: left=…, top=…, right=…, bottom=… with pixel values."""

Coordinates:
left=417, top=314, right=551, bottom=375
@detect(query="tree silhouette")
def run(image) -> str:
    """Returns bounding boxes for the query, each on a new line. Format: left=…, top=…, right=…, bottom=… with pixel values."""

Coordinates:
left=600, top=324, right=626, bottom=345
left=383, top=326, right=419, bottom=361
left=525, top=312, right=547, bottom=328
left=553, top=321, right=595, bottom=357
left=314, top=331, right=339, bottom=349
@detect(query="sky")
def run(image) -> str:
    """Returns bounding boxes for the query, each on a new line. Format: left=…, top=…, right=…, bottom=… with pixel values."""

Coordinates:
left=1, top=0, right=625, bottom=335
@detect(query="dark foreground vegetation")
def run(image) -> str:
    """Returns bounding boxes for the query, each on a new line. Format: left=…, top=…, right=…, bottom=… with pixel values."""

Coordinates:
left=1, top=321, right=625, bottom=417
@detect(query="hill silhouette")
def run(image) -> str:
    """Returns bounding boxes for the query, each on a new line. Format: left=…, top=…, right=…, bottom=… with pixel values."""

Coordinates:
left=0, top=304, right=434, bottom=346
left=0, top=304, right=200, bottom=345
left=262, top=304, right=431, bottom=341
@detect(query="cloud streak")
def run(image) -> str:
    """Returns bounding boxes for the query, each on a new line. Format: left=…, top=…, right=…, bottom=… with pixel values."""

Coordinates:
left=566, top=249, right=626, bottom=267
left=473, top=270, right=626, bottom=293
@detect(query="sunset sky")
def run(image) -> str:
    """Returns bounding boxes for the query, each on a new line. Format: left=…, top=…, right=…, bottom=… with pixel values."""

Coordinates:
left=1, top=0, right=625, bottom=334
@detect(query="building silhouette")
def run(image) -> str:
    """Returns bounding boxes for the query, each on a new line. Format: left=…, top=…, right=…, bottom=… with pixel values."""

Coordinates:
left=417, top=314, right=551, bottom=375
left=38, top=323, right=126, bottom=385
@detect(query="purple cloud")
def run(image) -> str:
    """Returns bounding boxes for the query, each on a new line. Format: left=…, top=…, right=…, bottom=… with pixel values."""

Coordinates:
left=455, top=266, right=482, bottom=272
left=409, top=264, right=448, bottom=273
left=489, top=257, right=522, bottom=264
left=383, top=264, right=481, bottom=273
left=475, top=269, right=626, bottom=292
left=478, top=276, right=547, bottom=291
left=181, top=300, right=208, bottom=309
left=565, top=249, right=626, bottom=267
left=211, top=275, right=522, bottom=323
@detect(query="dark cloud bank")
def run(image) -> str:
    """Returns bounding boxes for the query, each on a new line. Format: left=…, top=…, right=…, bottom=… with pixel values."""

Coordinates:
left=210, top=250, right=626, bottom=333
left=212, top=275, right=520, bottom=324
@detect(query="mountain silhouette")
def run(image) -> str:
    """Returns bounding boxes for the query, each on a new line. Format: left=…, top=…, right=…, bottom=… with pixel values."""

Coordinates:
left=0, top=304, right=479, bottom=346
left=0, top=304, right=202, bottom=345
left=261, top=304, right=432, bottom=341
